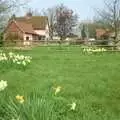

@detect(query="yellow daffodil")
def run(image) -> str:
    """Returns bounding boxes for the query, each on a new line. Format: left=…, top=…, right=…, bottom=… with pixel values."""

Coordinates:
left=53, top=86, right=62, bottom=95
left=19, top=99, right=25, bottom=104
left=0, top=80, right=7, bottom=91
left=69, top=102, right=76, bottom=111
left=84, top=47, right=107, bottom=53
left=16, top=95, right=25, bottom=104
left=22, top=61, right=26, bottom=66
left=16, top=95, right=20, bottom=100
left=0, top=51, right=32, bottom=67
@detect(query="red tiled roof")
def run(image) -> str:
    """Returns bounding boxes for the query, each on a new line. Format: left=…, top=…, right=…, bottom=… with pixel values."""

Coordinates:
left=96, top=29, right=112, bottom=38
left=5, top=15, right=48, bottom=35
left=15, top=21, right=36, bottom=34
left=96, top=29, right=106, bottom=38
left=15, top=16, right=48, bottom=30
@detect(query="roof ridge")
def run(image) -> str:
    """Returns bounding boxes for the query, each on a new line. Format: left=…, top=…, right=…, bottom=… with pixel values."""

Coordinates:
left=14, top=20, right=37, bottom=34
left=13, top=20, right=25, bottom=33
left=15, top=16, right=48, bottom=30
left=16, top=16, right=48, bottom=19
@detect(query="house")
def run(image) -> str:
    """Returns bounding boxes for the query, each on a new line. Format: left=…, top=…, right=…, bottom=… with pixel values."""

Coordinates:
left=96, top=29, right=111, bottom=39
left=96, top=29, right=106, bottom=39
left=4, top=13, right=49, bottom=45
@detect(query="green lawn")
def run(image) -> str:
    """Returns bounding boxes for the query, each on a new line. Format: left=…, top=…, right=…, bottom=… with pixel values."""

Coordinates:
left=1, top=46, right=120, bottom=119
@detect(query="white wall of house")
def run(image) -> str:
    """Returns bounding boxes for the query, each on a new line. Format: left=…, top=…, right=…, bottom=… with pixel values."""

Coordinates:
left=34, top=25, right=49, bottom=39
left=23, top=33, right=33, bottom=46
left=34, top=30, right=46, bottom=36
left=23, top=34, right=33, bottom=41
left=45, top=24, right=49, bottom=39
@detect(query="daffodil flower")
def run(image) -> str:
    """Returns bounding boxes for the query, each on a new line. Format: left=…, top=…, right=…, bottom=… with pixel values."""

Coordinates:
left=0, top=51, right=32, bottom=67
left=17, top=61, right=21, bottom=65
left=19, top=99, right=25, bottom=104
left=22, top=61, right=26, bottom=66
left=16, top=95, right=25, bottom=104
left=53, top=86, right=62, bottom=95
left=0, top=80, right=7, bottom=91
left=69, top=102, right=76, bottom=111
left=84, top=48, right=107, bottom=53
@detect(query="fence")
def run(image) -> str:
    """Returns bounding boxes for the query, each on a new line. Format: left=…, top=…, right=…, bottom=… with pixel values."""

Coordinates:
left=2, top=39, right=120, bottom=50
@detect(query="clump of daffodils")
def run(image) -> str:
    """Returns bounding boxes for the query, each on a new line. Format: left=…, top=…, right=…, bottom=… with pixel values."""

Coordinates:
left=0, top=51, right=32, bottom=67
left=16, top=95, right=25, bottom=104
left=11, top=53, right=32, bottom=66
left=0, top=52, right=8, bottom=61
left=83, top=47, right=107, bottom=53
left=0, top=80, right=7, bottom=91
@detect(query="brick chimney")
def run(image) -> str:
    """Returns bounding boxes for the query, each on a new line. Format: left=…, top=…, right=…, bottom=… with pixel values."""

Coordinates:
left=26, top=12, right=32, bottom=19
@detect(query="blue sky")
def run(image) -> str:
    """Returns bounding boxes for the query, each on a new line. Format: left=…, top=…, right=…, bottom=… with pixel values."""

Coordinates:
left=22, top=0, right=104, bottom=20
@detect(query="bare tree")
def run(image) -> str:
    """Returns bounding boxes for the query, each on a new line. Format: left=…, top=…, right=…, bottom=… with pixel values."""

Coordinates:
left=81, top=24, right=87, bottom=40
left=42, top=7, right=57, bottom=40
left=26, top=8, right=41, bottom=16
left=41, top=4, right=78, bottom=41
left=55, top=4, right=78, bottom=41
left=0, top=0, right=27, bottom=30
left=0, top=0, right=26, bottom=46
left=96, top=0, right=120, bottom=45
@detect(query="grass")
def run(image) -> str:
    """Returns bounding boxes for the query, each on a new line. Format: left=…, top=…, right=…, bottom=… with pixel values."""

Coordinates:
left=0, top=46, right=120, bottom=119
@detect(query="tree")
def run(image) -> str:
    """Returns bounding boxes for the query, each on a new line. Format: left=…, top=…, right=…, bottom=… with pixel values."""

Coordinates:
left=0, top=0, right=27, bottom=46
left=26, top=8, right=41, bottom=16
left=0, top=0, right=27, bottom=31
left=55, top=4, right=78, bottom=41
left=81, top=24, right=87, bottom=40
left=96, top=0, right=120, bottom=45
left=80, top=21, right=109, bottom=39
left=41, top=4, right=78, bottom=41
left=87, top=23, right=96, bottom=38
left=42, top=7, right=57, bottom=40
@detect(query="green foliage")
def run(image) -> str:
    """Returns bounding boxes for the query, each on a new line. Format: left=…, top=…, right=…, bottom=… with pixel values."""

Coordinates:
left=0, top=91, right=77, bottom=120
left=0, top=32, right=3, bottom=47
left=87, top=24, right=96, bottom=38
left=81, top=25, right=86, bottom=39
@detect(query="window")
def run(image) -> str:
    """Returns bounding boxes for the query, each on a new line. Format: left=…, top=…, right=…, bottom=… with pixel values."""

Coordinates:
left=26, top=37, right=29, bottom=41
left=41, top=36, right=45, bottom=40
left=38, top=36, right=41, bottom=40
